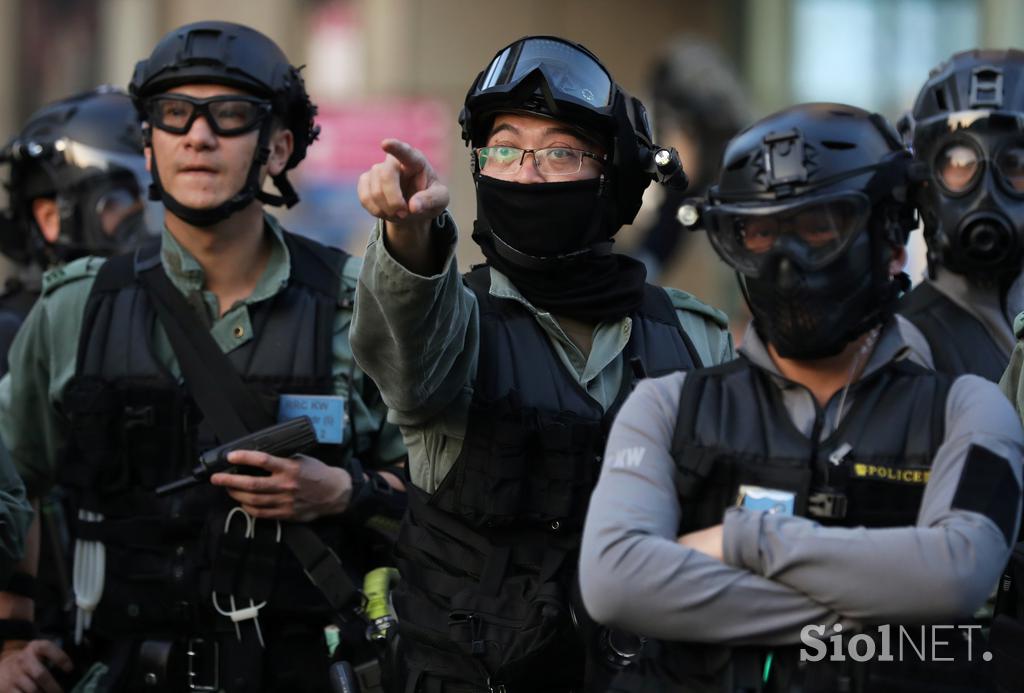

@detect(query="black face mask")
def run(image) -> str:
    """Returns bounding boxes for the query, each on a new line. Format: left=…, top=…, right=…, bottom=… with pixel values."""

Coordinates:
left=473, top=174, right=647, bottom=322
left=743, top=230, right=906, bottom=360
left=475, top=175, right=612, bottom=258
left=919, top=129, right=1024, bottom=287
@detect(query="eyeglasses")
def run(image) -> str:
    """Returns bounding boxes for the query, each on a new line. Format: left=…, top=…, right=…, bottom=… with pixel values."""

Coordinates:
left=474, top=146, right=606, bottom=177
left=145, top=94, right=272, bottom=136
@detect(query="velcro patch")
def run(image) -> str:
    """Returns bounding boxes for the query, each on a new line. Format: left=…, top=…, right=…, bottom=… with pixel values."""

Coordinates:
left=952, top=444, right=1021, bottom=546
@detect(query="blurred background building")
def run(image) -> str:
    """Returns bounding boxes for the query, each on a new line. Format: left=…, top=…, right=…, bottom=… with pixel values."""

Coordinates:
left=0, top=0, right=1021, bottom=332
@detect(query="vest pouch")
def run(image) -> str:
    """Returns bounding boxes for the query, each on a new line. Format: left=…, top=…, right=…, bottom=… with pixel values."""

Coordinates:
left=62, top=376, right=132, bottom=495
left=841, top=456, right=929, bottom=528
left=604, top=639, right=749, bottom=693
left=677, top=446, right=811, bottom=531
left=529, top=416, right=603, bottom=526
left=446, top=575, right=578, bottom=688
left=449, top=391, right=601, bottom=529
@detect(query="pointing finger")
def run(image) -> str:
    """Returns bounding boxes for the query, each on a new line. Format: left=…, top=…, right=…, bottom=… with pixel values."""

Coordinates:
left=408, top=182, right=450, bottom=216
left=381, top=139, right=428, bottom=174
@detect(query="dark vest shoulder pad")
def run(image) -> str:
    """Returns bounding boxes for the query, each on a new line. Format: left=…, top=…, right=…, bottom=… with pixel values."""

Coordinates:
left=899, top=281, right=1007, bottom=381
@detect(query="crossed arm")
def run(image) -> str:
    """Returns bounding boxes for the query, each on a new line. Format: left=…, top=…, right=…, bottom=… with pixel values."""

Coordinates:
left=580, top=371, right=1024, bottom=645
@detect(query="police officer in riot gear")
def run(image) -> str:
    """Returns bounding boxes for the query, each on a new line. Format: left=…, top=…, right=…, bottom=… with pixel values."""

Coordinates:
left=0, top=87, right=154, bottom=376
left=0, top=21, right=405, bottom=693
left=899, top=49, right=1024, bottom=380
left=352, top=35, right=733, bottom=692
left=581, top=103, right=1024, bottom=693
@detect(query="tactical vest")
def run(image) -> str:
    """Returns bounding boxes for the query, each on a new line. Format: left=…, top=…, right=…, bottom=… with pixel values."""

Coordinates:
left=900, top=280, right=1007, bottom=382
left=58, top=232, right=356, bottom=640
left=623, top=354, right=973, bottom=693
left=394, top=266, right=702, bottom=691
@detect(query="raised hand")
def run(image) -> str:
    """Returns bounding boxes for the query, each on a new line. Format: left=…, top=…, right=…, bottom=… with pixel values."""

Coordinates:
left=358, top=139, right=451, bottom=275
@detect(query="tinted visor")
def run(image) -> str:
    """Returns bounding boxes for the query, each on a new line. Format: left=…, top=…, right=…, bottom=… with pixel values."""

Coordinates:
left=60, top=139, right=161, bottom=238
left=704, top=192, right=871, bottom=276
left=476, top=37, right=613, bottom=109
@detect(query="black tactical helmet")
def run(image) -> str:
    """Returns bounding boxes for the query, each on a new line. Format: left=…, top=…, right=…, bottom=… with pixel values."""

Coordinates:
left=129, top=21, right=318, bottom=226
left=684, top=103, right=916, bottom=359
left=460, top=35, right=687, bottom=232
left=0, top=86, right=153, bottom=266
left=900, top=49, right=1024, bottom=284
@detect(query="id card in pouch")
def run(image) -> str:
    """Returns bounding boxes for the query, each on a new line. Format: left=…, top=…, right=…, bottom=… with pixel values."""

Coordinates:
left=736, top=485, right=795, bottom=516
left=278, top=395, right=347, bottom=444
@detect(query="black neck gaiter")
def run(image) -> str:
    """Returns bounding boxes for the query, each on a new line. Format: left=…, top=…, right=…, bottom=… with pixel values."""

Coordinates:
left=473, top=175, right=647, bottom=323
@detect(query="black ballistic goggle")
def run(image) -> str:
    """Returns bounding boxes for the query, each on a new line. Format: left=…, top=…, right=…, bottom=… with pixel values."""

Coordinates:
left=145, top=94, right=272, bottom=136
left=475, top=37, right=614, bottom=110
left=701, top=191, right=872, bottom=277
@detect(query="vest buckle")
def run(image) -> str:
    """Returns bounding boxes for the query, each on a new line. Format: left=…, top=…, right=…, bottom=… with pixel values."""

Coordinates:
left=186, top=637, right=220, bottom=691
left=807, top=491, right=848, bottom=519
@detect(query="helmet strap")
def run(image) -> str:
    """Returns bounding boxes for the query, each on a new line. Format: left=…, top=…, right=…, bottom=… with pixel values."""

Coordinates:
left=147, top=117, right=298, bottom=227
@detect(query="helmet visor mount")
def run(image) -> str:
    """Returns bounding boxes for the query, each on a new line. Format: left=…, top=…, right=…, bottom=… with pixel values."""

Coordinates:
left=704, top=191, right=871, bottom=278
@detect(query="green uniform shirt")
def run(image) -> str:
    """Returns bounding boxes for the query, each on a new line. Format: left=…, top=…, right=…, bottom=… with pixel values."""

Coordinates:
left=0, top=213, right=405, bottom=498
left=350, top=216, right=735, bottom=492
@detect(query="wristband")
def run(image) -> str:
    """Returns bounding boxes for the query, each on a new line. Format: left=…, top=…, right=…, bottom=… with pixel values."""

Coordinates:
left=0, top=618, right=37, bottom=643
left=5, top=572, right=36, bottom=600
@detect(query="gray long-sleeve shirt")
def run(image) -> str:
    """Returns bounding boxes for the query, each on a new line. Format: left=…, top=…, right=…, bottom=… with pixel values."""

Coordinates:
left=350, top=217, right=734, bottom=493
left=580, top=319, right=1024, bottom=646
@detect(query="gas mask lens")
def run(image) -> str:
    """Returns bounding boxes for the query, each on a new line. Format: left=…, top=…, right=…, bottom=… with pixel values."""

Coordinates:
left=996, top=143, right=1024, bottom=193
left=935, top=142, right=981, bottom=193
left=706, top=193, right=870, bottom=276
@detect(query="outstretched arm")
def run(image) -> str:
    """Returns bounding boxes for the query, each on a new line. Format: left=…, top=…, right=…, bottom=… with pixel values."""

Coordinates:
left=350, top=140, right=479, bottom=428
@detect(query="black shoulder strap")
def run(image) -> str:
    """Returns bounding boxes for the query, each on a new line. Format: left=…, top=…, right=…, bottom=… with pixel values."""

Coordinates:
left=134, top=242, right=269, bottom=440
left=670, top=358, right=750, bottom=482
left=462, top=265, right=492, bottom=303
left=132, top=241, right=364, bottom=618
left=901, top=282, right=1005, bottom=380
left=282, top=231, right=349, bottom=299
left=75, top=250, right=146, bottom=374
left=640, top=284, right=703, bottom=368
left=281, top=231, right=349, bottom=383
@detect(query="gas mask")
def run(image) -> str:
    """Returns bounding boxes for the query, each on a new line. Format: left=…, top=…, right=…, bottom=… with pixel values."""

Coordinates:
left=915, top=118, right=1024, bottom=285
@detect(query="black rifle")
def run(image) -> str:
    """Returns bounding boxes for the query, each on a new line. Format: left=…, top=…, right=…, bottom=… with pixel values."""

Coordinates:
left=156, top=416, right=318, bottom=496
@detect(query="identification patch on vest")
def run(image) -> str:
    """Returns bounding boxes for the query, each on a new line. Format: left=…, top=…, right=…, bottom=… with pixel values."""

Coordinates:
left=852, top=464, right=930, bottom=485
left=736, top=485, right=795, bottom=515
left=278, top=395, right=346, bottom=444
